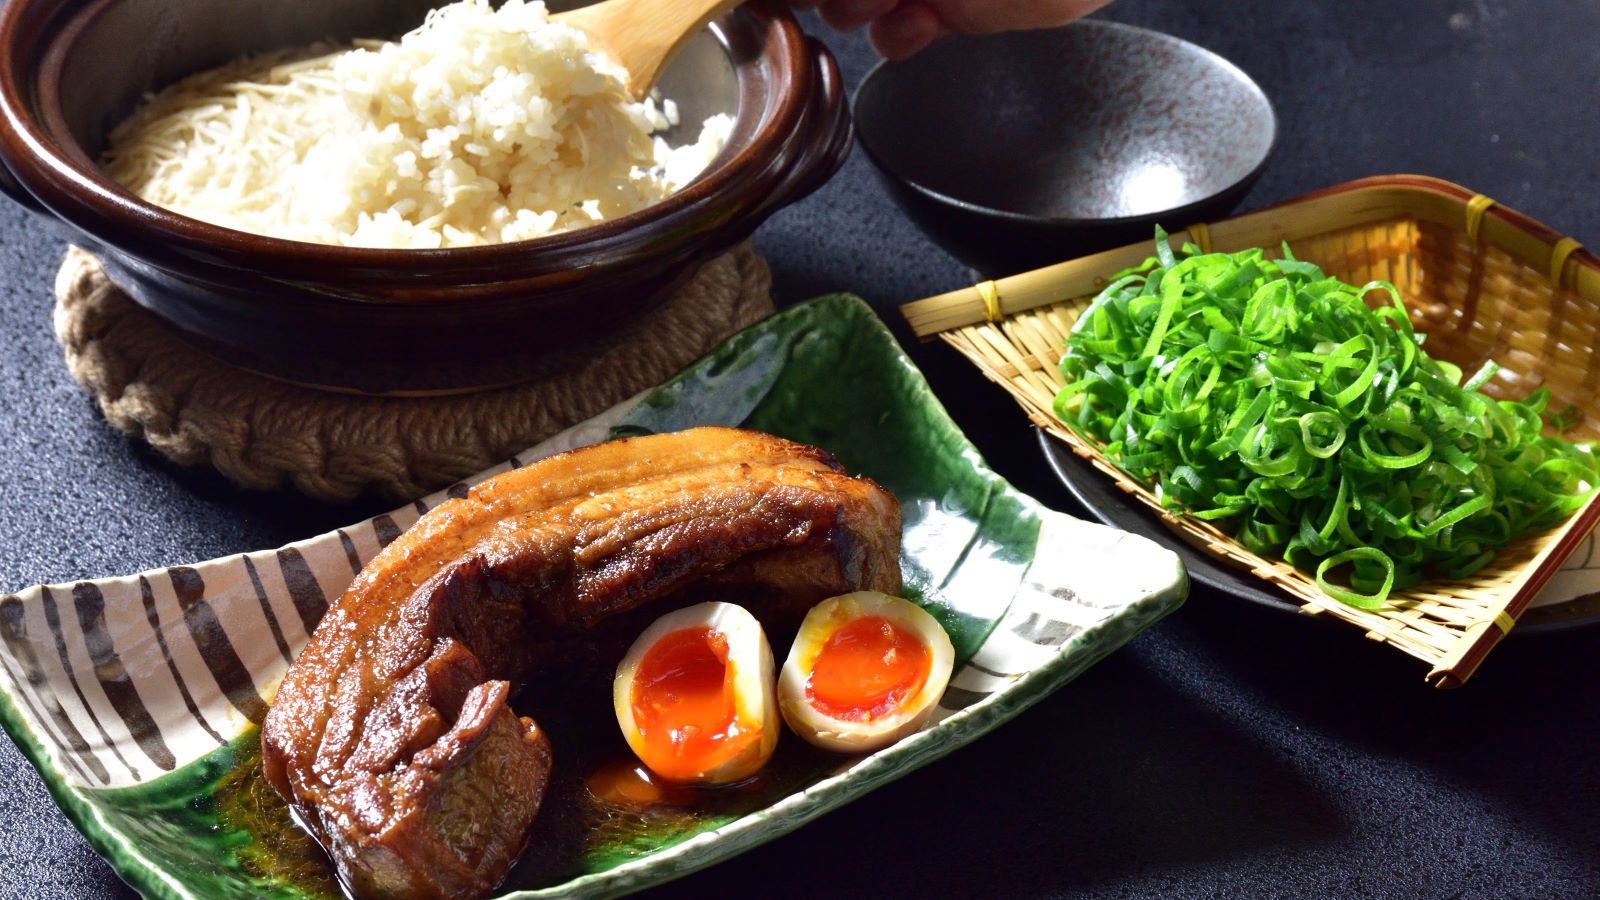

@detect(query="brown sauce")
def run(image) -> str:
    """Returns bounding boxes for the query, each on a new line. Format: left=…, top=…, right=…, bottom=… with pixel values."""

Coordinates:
left=496, top=676, right=845, bottom=891
left=214, top=673, right=850, bottom=897
left=213, top=743, right=343, bottom=899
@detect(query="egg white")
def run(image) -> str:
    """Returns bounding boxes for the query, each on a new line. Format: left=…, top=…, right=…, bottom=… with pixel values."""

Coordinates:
left=778, top=591, right=955, bottom=753
left=612, top=601, right=779, bottom=785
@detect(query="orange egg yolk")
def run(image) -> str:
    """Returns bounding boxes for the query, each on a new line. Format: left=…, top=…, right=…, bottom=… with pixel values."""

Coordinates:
left=629, top=626, right=754, bottom=782
left=805, top=615, right=931, bottom=722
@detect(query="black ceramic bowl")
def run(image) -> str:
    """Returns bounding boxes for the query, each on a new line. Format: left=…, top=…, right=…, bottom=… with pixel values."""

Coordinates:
left=854, top=20, right=1276, bottom=277
left=0, top=0, right=851, bottom=393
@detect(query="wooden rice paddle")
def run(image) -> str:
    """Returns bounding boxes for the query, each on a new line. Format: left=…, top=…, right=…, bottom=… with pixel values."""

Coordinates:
left=556, top=0, right=745, bottom=99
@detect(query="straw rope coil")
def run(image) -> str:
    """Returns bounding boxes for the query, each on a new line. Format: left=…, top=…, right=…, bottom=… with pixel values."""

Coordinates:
left=54, top=244, right=773, bottom=503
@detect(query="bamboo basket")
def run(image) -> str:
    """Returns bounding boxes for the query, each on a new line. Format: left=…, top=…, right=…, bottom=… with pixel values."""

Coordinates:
left=900, top=175, right=1600, bottom=687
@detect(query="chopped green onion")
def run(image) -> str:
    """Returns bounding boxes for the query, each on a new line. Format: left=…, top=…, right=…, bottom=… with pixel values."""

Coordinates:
left=1054, top=230, right=1600, bottom=608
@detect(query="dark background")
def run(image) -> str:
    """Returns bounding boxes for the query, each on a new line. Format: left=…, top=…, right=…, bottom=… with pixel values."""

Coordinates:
left=3, top=0, right=1598, bottom=896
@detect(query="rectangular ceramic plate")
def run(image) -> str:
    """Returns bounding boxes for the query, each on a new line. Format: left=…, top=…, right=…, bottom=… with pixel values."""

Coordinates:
left=0, top=295, right=1186, bottom=899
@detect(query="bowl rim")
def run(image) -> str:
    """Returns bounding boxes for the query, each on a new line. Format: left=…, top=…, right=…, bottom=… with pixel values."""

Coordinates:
left=0, top=0, right=811, bottom=273
left=851, top=18, right=1279, bottom=229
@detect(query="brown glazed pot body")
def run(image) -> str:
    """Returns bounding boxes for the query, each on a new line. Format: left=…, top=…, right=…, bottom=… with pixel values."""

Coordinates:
left=0, top=0, right=851, bottom=392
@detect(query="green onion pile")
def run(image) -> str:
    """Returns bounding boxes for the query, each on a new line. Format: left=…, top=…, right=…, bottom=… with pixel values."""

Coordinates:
left=1053, top=230, right=1599, bottom=608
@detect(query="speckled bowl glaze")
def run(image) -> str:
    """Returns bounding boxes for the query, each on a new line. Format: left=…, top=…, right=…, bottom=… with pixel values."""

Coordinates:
left=854, top=20, right=1276, bottom=276
left=0, top=0, right=852, bottom=393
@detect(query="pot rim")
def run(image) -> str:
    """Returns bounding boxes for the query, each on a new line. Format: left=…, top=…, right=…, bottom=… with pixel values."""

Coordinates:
left=0, top=0, right=812, bottom=285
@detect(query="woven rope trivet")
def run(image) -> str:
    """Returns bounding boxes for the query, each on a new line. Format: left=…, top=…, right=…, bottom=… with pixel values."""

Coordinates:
left=53, top=244, right=773, bottom=503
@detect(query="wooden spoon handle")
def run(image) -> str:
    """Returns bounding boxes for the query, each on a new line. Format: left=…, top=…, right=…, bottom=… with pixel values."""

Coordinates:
left=556, top=0, right=745, bottom=99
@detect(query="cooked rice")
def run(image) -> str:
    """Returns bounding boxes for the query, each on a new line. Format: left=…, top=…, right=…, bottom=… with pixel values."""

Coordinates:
left=102, top=0, right=733, bottom=248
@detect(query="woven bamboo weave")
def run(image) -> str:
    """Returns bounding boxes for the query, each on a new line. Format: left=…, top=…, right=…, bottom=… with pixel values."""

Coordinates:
left=901, top=176, right=1600, bottom=687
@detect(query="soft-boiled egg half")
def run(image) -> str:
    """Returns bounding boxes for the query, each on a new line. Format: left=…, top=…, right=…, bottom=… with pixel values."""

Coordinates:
left=778, top=591, right=955, bottom=753
left=613, top=601, right=779, bottom=785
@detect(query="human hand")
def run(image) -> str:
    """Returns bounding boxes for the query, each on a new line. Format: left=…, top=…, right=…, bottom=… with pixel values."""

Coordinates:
left=790, top=0, right=1113, bottom=60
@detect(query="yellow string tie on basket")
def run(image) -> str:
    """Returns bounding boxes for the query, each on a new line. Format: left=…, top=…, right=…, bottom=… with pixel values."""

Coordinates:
left=1476, top=609, right=1517, bottom=636
left=976, top=279, right=1003, bottom=323
left=1187, top=221, right=1213, bottom=255
left=1464, top=193, right=1496, bottom=242
left=1549, top=236, right=1583, bottom=289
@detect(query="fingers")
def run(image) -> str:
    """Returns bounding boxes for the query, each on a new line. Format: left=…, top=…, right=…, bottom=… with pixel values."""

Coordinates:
left=799, top=0, right=1113, bottom=59
left=815, top=0, right=899, bottom=32
left=867, top=3, right=943, bottom=61
left=1031, top=0, right=1115, bottom=27
left=934, top=0, right=1114, bottom=35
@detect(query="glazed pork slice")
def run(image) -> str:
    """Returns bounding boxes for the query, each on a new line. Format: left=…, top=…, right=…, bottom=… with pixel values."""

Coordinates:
left=260, top=428, right=902, bottom=899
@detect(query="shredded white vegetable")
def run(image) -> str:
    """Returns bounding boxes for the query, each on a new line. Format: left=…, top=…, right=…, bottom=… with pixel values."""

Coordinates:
left=103, top=0, right=732, bottom=248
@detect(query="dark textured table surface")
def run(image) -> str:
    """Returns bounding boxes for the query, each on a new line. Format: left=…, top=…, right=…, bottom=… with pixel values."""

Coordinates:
left=3, top=1, right=1598, bottom=897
